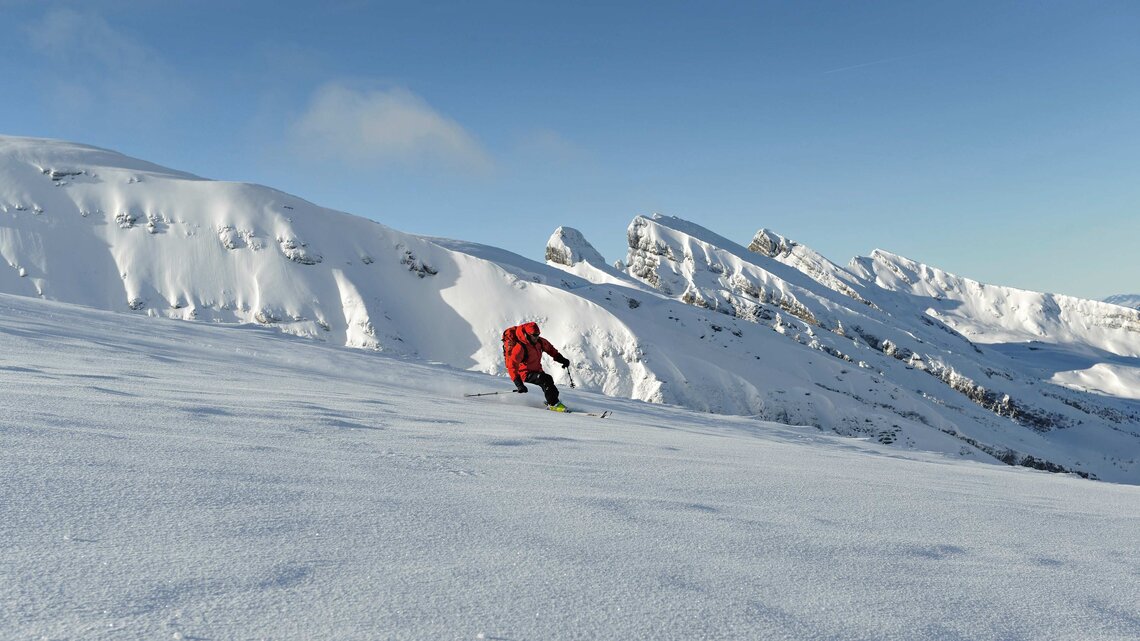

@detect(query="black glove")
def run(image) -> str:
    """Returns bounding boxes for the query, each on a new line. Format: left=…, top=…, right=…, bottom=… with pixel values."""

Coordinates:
left=513, top=378, right=527, bottom=393
left=555, top=356, right=570, bottom=369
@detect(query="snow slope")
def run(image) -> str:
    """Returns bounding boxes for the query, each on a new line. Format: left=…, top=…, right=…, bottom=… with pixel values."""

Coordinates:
left=2, top=135, right=1139, bottom=483
left=3, top=293, right=1139, bottom=641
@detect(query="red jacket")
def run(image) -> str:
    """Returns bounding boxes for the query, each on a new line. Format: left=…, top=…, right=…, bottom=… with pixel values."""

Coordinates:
left=506, top=322, right=564, bottom=380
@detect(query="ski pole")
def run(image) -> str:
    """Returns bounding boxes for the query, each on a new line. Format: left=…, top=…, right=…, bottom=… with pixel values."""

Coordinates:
left=463, top=390, right=513, bottom=397
left=566, top=368, right=576, bottom=389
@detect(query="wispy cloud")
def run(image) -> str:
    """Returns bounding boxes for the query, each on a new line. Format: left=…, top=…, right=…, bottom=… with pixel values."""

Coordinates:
left=23, top=9, right=191, bottom=123
left=513, top=128, right=590, bottom=165
left=290, top=83, right=493, bottom=174
left=823, top=55, right=914, bottom=75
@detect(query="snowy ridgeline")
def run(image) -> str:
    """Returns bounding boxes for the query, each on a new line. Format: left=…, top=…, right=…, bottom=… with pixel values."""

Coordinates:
left=1105, top=293, right=1140, bottom=311
left=1, top=134, right=1140, bottom=483
left=2, top=293, right=1139, bottom=641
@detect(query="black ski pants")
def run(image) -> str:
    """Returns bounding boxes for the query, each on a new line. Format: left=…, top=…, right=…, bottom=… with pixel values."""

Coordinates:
left=525, top=371, right=561, bottom=406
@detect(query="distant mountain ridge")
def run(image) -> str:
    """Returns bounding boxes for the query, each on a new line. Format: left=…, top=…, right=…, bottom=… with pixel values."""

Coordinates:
left=1105, top=294, right=1140, bottom=310
left=2, top=134, right=1139, bottom=483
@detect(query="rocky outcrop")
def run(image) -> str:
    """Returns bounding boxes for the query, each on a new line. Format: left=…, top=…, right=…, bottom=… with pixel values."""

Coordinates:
left=545, top=226, right=606, bottom=267
left=626, top=216, right=822, bottom=326
left=749, top=229, right=875, bottom=308
left=277, top=236, right=322, bottom=265
left=398, top=245, right=437, bottom=277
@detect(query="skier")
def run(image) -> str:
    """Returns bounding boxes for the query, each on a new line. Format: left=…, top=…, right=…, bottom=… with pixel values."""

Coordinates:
left=505, top=321, right=571, bottom=411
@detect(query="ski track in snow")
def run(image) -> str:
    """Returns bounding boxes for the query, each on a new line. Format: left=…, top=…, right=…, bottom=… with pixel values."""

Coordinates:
left=2, top=295, right=1139, bottom=640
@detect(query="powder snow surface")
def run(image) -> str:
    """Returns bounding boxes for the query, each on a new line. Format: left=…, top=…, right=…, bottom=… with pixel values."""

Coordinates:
left=2, top=294, right=1139, bottom=641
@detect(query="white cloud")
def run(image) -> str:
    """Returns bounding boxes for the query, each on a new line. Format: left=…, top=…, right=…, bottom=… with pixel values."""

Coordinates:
left=290, top=84, right=493, bottom=174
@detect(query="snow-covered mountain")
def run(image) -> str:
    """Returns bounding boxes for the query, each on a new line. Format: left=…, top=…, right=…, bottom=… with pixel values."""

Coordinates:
left=617, top=215, right=1140, bottom=479
left=1105, top=293, right=1140, bottom=310
left=3, top=135, right=1139, bottom=483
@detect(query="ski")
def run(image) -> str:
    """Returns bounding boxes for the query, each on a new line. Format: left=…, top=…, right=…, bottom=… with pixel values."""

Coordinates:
left=465, top=394, right=610, bottom=418
left=550, top=407, right=610, bottom=418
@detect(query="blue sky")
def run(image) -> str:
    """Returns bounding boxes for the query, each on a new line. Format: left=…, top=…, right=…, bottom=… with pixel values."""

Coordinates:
left=2, top=0, right=1137, bottom=299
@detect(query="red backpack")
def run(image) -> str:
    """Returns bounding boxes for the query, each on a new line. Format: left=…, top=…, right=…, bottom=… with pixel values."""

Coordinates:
left=502, top=325, right=528, bottom=366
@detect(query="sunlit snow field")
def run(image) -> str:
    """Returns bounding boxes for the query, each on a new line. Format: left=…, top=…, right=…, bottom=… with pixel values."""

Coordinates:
left=2, top=294, right=1138, bottom=640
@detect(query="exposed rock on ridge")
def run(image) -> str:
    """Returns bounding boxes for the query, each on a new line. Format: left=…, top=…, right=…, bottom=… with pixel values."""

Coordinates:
left=546, top=226, right=606, bottom=267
